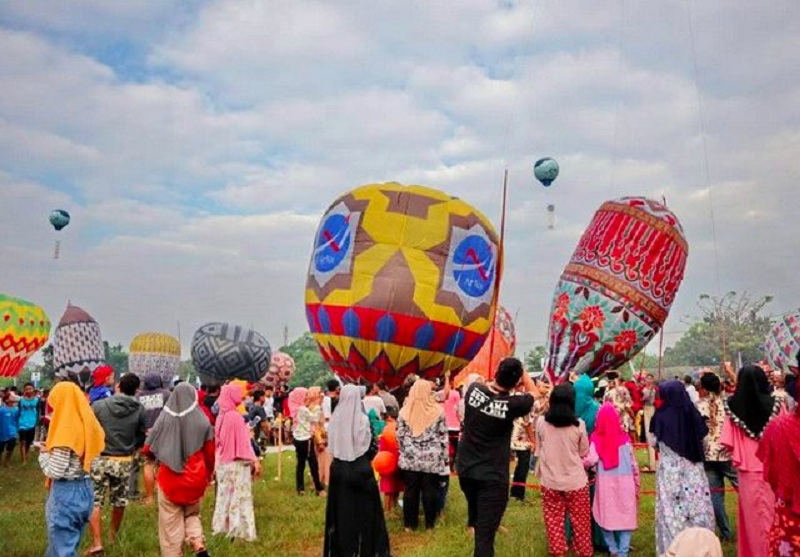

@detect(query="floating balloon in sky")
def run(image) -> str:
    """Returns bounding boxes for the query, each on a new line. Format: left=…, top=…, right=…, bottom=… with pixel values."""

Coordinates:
left=534, top=157, right=560, bottom=187
left=191, top=322, right=271, bottom=386
left=0, top=294, right=51, bottom=378
left=49, top=209, right=71, bottom=231
left=129, top=332, right=181, bottom=385
left=305, top=182, right=500, bottom=389
left=454, top=305, right=516, bottom=386
left=764, top=310, right=800, bottom=371
left=545, top=197, right=688, bottom=383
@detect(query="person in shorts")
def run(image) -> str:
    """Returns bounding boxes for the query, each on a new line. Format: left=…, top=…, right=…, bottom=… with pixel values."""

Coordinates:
left=87, top=374, right=146, bottom=554
left=0, top=393, right=20, bottom=465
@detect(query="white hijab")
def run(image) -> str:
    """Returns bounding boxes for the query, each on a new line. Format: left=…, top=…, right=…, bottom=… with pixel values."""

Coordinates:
left=328, top=384, right=372, bottom=462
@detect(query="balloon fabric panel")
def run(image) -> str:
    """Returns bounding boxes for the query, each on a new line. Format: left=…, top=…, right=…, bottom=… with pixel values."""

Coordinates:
left=764, top=310, right=800, bottom=370
left=545, top=197, right=688, bottom=383
left=191, top=322, right=271, bottom=385
left=262, top=351, right=295, bottom=389
left=0, top=294, right=51, bottom=378
left=305, top=183, right=500, bottom=389
left=129, top=332, right=181, bottom=385
left=454, top=305, right=516, bottom=386
left=52, top=303, right=105, bottom=387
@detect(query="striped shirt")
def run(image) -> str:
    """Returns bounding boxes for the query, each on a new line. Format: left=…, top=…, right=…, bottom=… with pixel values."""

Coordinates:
left=38, top=447, right=85, bottom=480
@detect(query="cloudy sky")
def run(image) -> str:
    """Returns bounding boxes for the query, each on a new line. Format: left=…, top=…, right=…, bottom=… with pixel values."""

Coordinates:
left=1, top=0, right=798, bottom=358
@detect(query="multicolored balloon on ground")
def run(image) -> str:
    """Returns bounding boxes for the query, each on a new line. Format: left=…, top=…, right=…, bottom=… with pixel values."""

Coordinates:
left=454, top=305, right=516, bottom=386
left=764, top=310, right=800, bottom=370
left=545, top=197, right=688, bottom=383
left=129, top=332, right=181, bottom=385
left=0, top=294, right=51, bottom=378
left=191, top=322, right=271, bottom=386
left=262, top=351, right=295, bottom=389
left=53, top=303, right=105, bottom=388
left=305, top=182, right=500, bottom=389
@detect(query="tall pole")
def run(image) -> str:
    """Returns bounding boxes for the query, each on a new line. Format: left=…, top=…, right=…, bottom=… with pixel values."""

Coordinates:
left=657, top=328, right=665, bottom=380
left=487, top=169, right=509, bottom=381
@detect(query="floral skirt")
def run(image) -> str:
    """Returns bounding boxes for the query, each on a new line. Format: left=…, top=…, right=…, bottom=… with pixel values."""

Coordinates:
left=212, top=461, right=256, bottom=541
left=769, top=499, right=800, bottom=557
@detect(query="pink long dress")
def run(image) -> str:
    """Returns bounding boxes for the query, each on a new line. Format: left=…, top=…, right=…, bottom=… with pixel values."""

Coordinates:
left=720, top=417, right=775, bottom=557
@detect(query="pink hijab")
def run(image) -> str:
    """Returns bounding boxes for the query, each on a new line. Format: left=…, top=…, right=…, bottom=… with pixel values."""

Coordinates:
left=214, top=383, right=255, bottom=464
left=287, top=387, right=308, bottom=419
left=591, top=402, right=630, bottom=470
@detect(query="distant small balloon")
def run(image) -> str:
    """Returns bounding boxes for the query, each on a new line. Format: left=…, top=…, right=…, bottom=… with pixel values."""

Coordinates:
left=49, top=210, right=71, bottom=231
left=534, top=158, right=560, bottom=187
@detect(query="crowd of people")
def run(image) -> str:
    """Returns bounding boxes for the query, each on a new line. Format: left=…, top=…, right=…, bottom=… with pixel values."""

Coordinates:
left=2, top=353, right=800, bottom=557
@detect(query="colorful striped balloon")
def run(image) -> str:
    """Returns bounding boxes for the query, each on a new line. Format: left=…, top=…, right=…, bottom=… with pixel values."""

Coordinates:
left=0, top=294, right=51, bottom=378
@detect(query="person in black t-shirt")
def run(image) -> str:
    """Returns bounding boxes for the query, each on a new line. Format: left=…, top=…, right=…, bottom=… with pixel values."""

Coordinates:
left=456, top=357, right=541, bottom=557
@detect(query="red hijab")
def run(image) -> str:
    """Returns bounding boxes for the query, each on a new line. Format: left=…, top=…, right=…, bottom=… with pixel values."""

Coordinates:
left=591, top=402, right=630, bottom=470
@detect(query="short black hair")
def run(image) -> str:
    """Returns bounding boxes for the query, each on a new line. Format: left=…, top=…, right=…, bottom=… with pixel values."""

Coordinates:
left=545, top=384, right=580, bottom=428
left=252, top=389, right=265, bottom=401
left=326, top=379, right=340, bottom=393
left=606, top=371, right=619, bottom=381
left=118, top=373, right=140, bottom=396
left=683, top=375, right=694, bottom=385
left=700, top=373, right=721, bottom=395
left=23, top=382, right=34, bottom=388
left=495, top=358, right=524, bottom=389
left=376, top=380, right=387, bottom=391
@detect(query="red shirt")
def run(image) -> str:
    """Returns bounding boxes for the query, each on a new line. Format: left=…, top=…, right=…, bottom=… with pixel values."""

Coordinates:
left=143, top=440, right=215, bottom=506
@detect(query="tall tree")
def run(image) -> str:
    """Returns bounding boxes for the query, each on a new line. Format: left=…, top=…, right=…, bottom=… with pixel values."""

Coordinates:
left=103, top=341, right=129, bottom=378
left=524, top=345, right=547, bottom=372
left=282, top=332, right=335, bottom=388
left=663, top=292, right=773, bottom=367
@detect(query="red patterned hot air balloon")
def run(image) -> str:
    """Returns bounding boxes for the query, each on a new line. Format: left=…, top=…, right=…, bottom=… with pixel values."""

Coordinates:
left=545, top=197, right=688, bottom=383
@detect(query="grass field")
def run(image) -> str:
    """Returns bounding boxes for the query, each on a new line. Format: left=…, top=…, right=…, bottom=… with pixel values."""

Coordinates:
left=0, top=449, right=737, bottom=556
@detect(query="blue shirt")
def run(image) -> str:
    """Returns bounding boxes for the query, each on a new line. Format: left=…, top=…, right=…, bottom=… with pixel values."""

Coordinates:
left=0, top=406, right=19, bottom=441
left=18, top=397, right=39, bottom=430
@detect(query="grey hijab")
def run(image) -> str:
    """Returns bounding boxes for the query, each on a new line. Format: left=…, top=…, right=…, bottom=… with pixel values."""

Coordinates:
left=146, top=383, right=214, bottom=473
left=327, top=384, right=372, bottom=462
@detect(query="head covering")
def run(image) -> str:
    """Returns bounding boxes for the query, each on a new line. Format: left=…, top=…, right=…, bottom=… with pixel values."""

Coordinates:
left=46, top=382, right=105, bottom=472
left=574, top=374, right=600, bottom=433
left=443, top=389, right=461, bottom=430
left=305, top=386, right=322, bottom=408
left=92, top=364, right=114, bottom=387
left=591, top=402, right=629, bottom=469
left=726, top=365, right=779, bottom=439
left=662, top=527, right=722, bottom=557
left=214, top=383, right=255, bottom=464
left=328, top=384, right=372, bottom=462
left=650, top=380, right=708, bottom=463
left=368, top=408, right=385, bottom=437
left=399, top=379, right=443, bottom=437
left=287, top=387, right=308, bottom=419
left=758, top=410, right=800, bottom=514
left=146, top=384, right=213, bottom=473
left=143, top=372, right=163, bottom=391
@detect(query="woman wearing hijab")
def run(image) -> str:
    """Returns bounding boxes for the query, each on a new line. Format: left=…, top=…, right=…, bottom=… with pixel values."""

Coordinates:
left=567, top=374, right=606, bottom=553
left=291, top=386, right=326, bottom=495
left=650, top=380, right=714, bottom=555
left=721, top=365, right=781, bottom=557
left=212, top=383, right=260, bottom=541
left=142, top=384, right=214, bottom=557
left=443, top=388, right=462, bottom=471
left=758, top=386, right=800, bottom=556
left=397, top=379, right=449, bottom=531
left=39, top=381, right=105, bottom=557
left=324, top=385, right=390, bottom=557
left=591, top=403, right=639, bottom=557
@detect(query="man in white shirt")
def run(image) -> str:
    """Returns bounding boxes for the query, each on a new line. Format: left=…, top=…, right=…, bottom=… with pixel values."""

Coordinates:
left=363, top=383, right=387, bottom=418
left=684, top=375, right=701, bottom=405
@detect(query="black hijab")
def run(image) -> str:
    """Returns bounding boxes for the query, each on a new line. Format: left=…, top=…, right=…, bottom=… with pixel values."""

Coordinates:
left=726, top=365, right=778, bottom=439
left=650, top=380, right=707, bottom=463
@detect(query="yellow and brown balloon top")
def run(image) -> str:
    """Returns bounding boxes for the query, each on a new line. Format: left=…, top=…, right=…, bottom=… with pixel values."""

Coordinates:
left=305, top=182, right=500, bottom=389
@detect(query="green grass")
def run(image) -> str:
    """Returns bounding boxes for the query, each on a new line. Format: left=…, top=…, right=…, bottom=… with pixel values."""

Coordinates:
left=0, top=449, right=737, bottom=556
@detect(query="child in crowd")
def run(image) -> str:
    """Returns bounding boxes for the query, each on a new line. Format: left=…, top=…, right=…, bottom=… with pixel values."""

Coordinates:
left=0, top=393, right=20, bottom=465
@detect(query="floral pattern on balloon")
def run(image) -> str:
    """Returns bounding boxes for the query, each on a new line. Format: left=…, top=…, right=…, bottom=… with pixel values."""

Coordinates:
left=545, top=197, right=688, bottom=383
left=262, top=351, right=295, bottom=389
